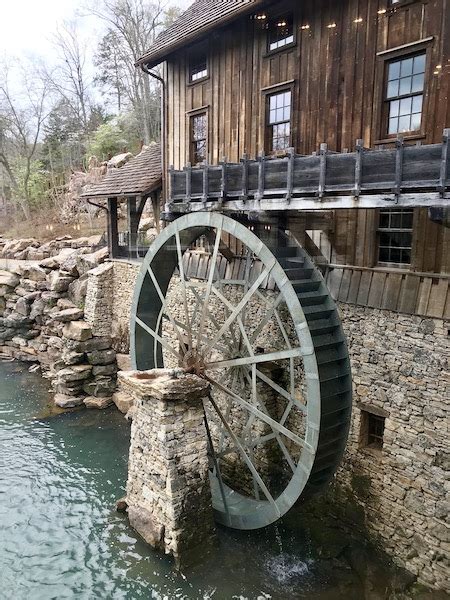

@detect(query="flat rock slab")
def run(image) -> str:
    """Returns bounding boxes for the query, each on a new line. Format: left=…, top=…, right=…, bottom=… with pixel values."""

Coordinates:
left=52, top=308, right=84, bottom=322
left=84, top=396, right=113, bottom=409
left=63, top=321, right=93, bottom=341
left=0, top=271, right=19, bottom=288
left=54, top=394, right=85, bottom=408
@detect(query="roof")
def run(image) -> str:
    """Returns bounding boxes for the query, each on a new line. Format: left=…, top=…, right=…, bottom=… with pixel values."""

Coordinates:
left=137, top=0, right=265, bottom=68
left=82, top=144, right=162, bottom=198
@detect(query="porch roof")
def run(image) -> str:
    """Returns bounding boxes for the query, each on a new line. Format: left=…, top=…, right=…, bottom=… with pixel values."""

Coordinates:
left=82, top=144, right=162, bottom=199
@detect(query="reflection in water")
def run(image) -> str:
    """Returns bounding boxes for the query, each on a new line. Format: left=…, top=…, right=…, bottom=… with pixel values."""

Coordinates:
left=0, top=361, right=367, bottom=600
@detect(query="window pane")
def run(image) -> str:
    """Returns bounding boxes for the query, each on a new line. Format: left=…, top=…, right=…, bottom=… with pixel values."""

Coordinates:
left=411, top=73, right=424, bottom=93
left=399, top=97, right=412, bottom=116
left=412, top=95, right=423, bottom=114
left=389, top=100, right=400, bottom=117
left=399, top=76, right=412, bottom=96
left=378, top=209, right=413, bottom=264
left=401, top=211, right=414, bottom=229
left=389, top=117, right=399, bottom=134
left=387, top=80, right=399, bottom=98
left=398, top=115, right=411, bottom=131
left=413, top=54, right=426, bottom=74
left=410, top=112, right=422, bottom=131
left=379, top=212, right=390, bottom=228
left=400, top=57, right=414, bottom=77
left=270, top=96, right=277, bottom=111
left=388, top=60, right=401, bottom=81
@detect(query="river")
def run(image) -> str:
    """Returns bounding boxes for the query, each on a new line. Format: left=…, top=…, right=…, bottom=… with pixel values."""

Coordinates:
left=0, top=361, right=408, bottom=599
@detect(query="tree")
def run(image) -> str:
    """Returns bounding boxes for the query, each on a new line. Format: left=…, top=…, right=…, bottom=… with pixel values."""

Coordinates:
left=0, top=62, right=50, bottom=218
left=90, top=0, right=176, bottom=144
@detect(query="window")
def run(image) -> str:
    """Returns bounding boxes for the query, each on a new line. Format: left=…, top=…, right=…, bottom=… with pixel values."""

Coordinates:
left=378, top=208, right=413, bottom=265
left=189, top=53, right=208, bottom=83
left=268, top=14, right=294, bottom=52
left=360, top=410, right=386, bottom=451
left=385, top=52, right=426, bottom=135
left=190, top=113, right=207, bottom=164
left=267, top=90, right=292, bottom=152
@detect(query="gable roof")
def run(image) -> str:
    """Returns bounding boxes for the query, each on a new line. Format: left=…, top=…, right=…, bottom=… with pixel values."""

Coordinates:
left=137, top=0, right=265, bottom=68
left=82, top=144, right=161, bottom=198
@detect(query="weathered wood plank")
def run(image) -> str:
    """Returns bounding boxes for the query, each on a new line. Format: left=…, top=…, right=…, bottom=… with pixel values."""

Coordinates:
left=426, top=279, right=448, bottom=319
left=367, top=272, right=387, bottom=309
left=347, top=270, right=362, bottom=304
left=398, top=274, right=420, bottom=315
left=381, top=273, right=403, bottom=311
left=356, top=271, right=373, bottom=306
left=416, top=278, right=433, bottom=316
left=338, top=269, right=352, bottom=302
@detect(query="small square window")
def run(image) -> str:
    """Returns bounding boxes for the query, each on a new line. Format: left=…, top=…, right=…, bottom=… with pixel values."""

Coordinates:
left=189, top=52, right=208, bottom=83
left=268, top=14, right=294, bottom=52
left=360, top=410, right=386, bottom=450
left=378, top=208, right=413, bottom=266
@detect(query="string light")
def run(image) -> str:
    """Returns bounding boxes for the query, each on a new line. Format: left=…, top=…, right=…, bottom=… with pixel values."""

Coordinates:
left=327, top=22, right=337, bottom=29
left=255, top=13, right=267, bottom=20
left=301, top=24, right=310, bottom=30
left=435, top=65, right=442, bottom=70
left=378, top=8, right=387, bottom=14
left=354, top=17, right=363, bottom=23
left=277, top=20, right=287, bottom=27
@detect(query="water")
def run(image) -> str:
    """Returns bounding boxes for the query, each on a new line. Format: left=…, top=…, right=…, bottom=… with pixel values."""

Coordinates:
left=0, top=361, right=365, bottom=600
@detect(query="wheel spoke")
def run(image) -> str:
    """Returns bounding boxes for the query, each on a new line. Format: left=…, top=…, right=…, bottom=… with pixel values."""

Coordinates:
left=175, top=229, right=193, bottom=352
left=206, top=374, right=310, bottom=451
left=196, top=226, right=222, bottom=350
left=203, top=403, right=230, bottom=519
left=206, top=347, right=302, bottom=370
left=208, top=394, right=280, bottom=513
left=135, top=316, right=182, bottom=362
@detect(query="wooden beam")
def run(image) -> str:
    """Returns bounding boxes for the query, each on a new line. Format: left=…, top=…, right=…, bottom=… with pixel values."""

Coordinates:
left=107, top=197, right=119, bottom=258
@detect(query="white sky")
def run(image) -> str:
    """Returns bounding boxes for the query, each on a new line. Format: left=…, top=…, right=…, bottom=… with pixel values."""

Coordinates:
left=0, top=0, right=192, bottom=62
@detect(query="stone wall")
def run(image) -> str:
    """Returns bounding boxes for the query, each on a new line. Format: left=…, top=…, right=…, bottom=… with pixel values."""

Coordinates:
left=111, top=261, right=140, bottom=353
left=335, top=304, right=449, bottom=591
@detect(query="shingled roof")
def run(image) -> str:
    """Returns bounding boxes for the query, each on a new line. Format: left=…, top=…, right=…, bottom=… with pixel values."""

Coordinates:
left=137, top=0, right=265, bottom=68
left=82, top=144, right=162, bottom=198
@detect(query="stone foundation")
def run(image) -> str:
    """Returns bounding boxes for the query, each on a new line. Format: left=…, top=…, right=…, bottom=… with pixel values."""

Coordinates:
left=121, top=369, right=215, bottom=565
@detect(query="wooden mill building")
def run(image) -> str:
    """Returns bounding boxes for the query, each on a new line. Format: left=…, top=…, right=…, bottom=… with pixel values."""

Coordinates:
left=129, top=0, right=450, bottom=591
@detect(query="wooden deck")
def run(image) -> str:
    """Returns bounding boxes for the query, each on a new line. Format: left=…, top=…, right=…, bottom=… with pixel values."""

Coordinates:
left=168, top=133, right=450, bottom=212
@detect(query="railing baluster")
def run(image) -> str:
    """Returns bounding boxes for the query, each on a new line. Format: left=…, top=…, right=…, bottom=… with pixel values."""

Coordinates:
left=394, top=135, right=404, bottom=203
left=439, top=128, right=449, bottom=196
left=286, top=147, right=295, bottom=203
left=318, top=143, right=327, bottom=200
left=220, top=156, right=227, bottom=207
left=185, top=162, right=192, bottom=203
left=240, top=153, right=248, bottom=202
left=257, top=151, right=265, bottom=202
left=354, top=139, right=363, bottom=199
left=202, top=161, right=209, bottom=206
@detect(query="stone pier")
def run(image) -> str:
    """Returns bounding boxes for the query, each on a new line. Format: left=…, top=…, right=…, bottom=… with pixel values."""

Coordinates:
left=120, top=369, right=215, bottom=566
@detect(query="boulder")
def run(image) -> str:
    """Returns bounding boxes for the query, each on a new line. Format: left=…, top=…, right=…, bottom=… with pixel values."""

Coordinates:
left=61, top=350, right=85, bottom=365
left=68, top=275, right=88, bottom=305
left=55, top=364, right=92, bottom=383
left=54, top=394, right=85, bottom=409
left=116, top=353, right=132, bottom=371
left=87, top=349, right=116, bottom=365
left=66, top=336, right=112, bottom=354
left=112, top=391, right=134, bottom=414
left=52, top=308, right=84, bottom=322
left=62, top=321, right=92, bottom=341
left=92, top=363, right=117, bottom=376
left=40, top=256, right=60, bottom=270
left=0, top=271, right=19, bottom=288
left=15, top=297, right=31, bottom=317
left=84, top=396, right=113, bottom=409
left=83, top=376, right=116, bottom=397
left=57, top=298, right=77, bottom=310
left=27, top=265, right=48, bottom=282
left=76, top=247, right=109, bottom=275
left=49, top=272, right=74, bottom=293
left=60, top=252, right=80, bottom=277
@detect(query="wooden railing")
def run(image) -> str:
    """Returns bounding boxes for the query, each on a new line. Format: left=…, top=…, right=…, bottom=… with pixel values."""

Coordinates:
left=168, top=131, right=450, bottom=212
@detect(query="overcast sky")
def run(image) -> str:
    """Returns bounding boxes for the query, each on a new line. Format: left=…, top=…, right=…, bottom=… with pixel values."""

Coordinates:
left=0, top=0, right=191, bottom=62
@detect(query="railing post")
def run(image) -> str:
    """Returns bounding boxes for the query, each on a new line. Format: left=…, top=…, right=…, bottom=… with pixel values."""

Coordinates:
left=354, top=139, right=363, bottom=199
left=202, top=161, right=209, bottom=206
left=394, top=135, right=404, bottom=203
left=240, top=153, right=249, bottom=202
left=185, top=162, right=192, bottom=204
left=256, top=151, right=266, bottom=202
left=286, top=147, right=295, bottom=204
left=220, top=156, right=228, bottom=207
left=439, top=128, right=449, bottom=196
left=318, top=143, right=328, bottom=200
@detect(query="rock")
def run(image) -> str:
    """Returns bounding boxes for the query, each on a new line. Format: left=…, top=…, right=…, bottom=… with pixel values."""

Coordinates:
left=54, top=394, right=85, bottom=409
left=128, top=505, right=164, bottom=550
left=0, top=271, right=19, bottom=288
left=92, top=363, right=117, bottom=376
left=60, top=252, right=80, bottom=277
left=61, top=350, right=85, bottom=365
left=86, top=349, right=116, bottom=365
left=41, top=291, right=61, bottom=308
left=68, top=274, right=88, bottom=305
left=66, top=336, right=112, bottom=353
left=40, top=256, right=60, bottom=270
left=116, top=497, right=128, bottom=513
left=84, top=396, right=113, bottom=409
left=83, top=376, right=116, bottom=397
left=15, top=297, right=30, bottom=317
left=108, top=152, right=133, bottom=169
left=116, top=353, right=132, bottom=371
left=62, top=321, right=92, bottom=341
left=49, top=272, right=74, bottom=293
left=57, top=298, right=77, bottom=310
left=77, top=247, right=109, bottom=276
left=112, top=391, right=134, bottom=414
left=27, top=265, right=48, bottom=282
left=52, top=308, right=84, bottom=322
left=55, top=364, right=92, bottom=383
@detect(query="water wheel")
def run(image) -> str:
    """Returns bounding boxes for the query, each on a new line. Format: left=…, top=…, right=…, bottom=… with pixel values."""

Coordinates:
left=130, top=213, right=352, bottom=530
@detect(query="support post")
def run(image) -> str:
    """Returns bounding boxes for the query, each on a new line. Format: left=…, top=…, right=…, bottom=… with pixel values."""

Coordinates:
left=127, top=197, right=139, bottom=259
left=121, top=369, right=215, bottom=567
left=107, top=197, right=119, bottom=258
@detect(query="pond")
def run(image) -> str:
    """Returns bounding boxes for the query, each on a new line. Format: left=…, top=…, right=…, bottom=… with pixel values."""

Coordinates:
left=0, top=361, right=402, bottom=600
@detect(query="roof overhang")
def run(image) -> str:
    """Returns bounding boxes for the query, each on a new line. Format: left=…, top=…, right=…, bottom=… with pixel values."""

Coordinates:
left=136, top=0, right=267, bottom=68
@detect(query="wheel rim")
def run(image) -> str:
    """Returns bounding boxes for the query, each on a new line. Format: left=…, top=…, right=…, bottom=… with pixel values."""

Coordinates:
left=130, top=213, right=351, bottom=530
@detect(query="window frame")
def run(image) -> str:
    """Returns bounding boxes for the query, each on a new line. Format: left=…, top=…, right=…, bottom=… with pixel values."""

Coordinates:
left=373, top=38, right=433, bottom=145
left=359, top=405, right=388, bottom=453
left=187, top=108, right=209, bottom=166
left=187, top=44, right=209, bottom=86
left=264, top=12, right=297, bottom=57
left=377, top=208, right=415, bottom=268
left=263, top=84, right=295, bottom=154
